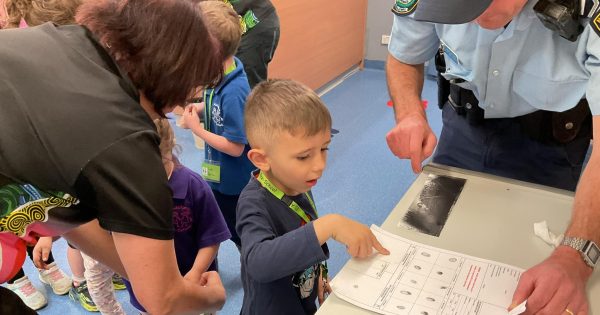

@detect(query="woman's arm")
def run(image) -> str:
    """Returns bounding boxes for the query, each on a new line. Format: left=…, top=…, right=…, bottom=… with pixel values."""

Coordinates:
left=64, top=220, right=226, bottom=315
left=63, top=220, right=126, bottom=276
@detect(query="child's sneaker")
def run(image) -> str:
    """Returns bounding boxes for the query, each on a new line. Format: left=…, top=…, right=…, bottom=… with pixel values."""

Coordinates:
left=68, top=281, right=98, bottom=312
left=6, top=275, right=48, bottom=310
left=111, top=273, right=126, bottom=290
left=38, top=262, right=72, bottom=295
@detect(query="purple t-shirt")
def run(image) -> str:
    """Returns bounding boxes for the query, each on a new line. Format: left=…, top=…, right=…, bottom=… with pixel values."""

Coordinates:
left=125, top=165, right=231, bottom=311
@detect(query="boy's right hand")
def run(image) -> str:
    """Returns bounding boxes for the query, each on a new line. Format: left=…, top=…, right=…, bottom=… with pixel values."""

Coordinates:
left=316, top=214, right=390, bottom=258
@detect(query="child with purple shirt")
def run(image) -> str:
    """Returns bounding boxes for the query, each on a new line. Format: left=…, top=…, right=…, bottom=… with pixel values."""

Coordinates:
left=124, top=119, right=231, bottom=313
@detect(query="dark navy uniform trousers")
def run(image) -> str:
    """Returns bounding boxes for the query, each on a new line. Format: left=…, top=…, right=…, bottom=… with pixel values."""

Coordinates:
left=433, top=105, right=592, bottom=191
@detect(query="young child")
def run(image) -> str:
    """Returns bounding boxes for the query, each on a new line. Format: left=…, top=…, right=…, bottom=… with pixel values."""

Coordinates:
left=182, top=0, right=254, bottom=249
left=124, top=118, right=231, bottom=313
left=4, top=236, right=71, bottom=311
left=237, top=79, right=390, bottom=315
left=31, top=240, right=125, bottom=313
left=3, top=0, right=82, bottom=28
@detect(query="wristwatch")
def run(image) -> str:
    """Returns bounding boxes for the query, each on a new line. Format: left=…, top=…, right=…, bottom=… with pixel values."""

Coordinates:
left=560, top=236, right=600, bottom=269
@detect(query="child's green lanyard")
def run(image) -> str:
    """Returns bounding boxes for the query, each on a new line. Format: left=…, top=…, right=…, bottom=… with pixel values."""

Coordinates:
left=256, top=171, right=329, bottom=281
left=201, top=60, right=237, bottom=183
left=203, top=60, right=236, bottom=134
left=201, top=88, right=218, bottom=183
left=257, top=171, right=317, bottom=222
left=203, top=89, right=215, bottom=133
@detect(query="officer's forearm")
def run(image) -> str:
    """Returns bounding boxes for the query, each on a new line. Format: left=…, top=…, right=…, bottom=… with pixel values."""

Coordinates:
left=386, top=54, right=425, bottom=123
left=565, top=116, right=600, bottom=245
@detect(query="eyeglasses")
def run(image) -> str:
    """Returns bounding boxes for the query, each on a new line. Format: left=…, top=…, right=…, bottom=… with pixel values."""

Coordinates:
left=186, top=97, right=204, bottom=104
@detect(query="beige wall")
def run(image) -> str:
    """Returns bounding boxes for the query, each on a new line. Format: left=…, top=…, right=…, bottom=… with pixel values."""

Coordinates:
left=365, top=0, right=395, bottom=62
left=269, top=0, right=368, bottom=90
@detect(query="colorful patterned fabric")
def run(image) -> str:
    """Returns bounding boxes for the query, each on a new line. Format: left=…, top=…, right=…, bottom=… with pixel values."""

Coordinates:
left=0, top=181, right=78, bottom=283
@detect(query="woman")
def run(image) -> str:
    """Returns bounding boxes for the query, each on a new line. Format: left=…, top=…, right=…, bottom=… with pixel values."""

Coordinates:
left=0, top=0, right=226, bottom=313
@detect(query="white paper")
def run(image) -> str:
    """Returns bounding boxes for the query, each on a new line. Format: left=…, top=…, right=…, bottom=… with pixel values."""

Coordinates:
left=507, top=300, right=527, bottom=315
left=331, top=225, right=524, bottom=315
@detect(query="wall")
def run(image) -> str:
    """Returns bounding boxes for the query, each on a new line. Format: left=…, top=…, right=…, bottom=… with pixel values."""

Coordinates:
left=269, top=0, right=368, bottom=90
left=364, top=0, right=395, bottom=63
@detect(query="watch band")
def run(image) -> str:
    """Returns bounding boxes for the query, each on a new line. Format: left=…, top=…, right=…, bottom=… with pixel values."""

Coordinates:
left=561, top=236, right=588, bottom=251
left=560, top=236, right=599, bottom=269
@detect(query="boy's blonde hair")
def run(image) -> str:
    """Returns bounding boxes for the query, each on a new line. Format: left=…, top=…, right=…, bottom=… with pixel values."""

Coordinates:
left=5, top=0, right=83, bottom=28
left=245, top=79, right=332, bottom=148
left=198, top=1, right=242, bottom=58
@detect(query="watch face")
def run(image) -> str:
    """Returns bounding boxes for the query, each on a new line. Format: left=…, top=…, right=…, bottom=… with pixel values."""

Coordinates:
left=586, top=243, right=600, bottom=264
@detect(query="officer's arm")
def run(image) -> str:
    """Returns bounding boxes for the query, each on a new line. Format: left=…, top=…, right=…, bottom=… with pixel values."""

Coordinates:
left=384, top=11, right=439, bottom=172
left=510, top=117, right=598, bottom=313
left=385, top=54, right=437, bottom=172
left=562, top=115, right=600, bottom=257
left=565, top=15, right=600, bottom=265
left=386, top=55, right=426, bottom=123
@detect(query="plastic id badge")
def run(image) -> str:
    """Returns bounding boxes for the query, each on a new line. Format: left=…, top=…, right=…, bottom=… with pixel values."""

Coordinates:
left=201, top=160, right=221, bottom=183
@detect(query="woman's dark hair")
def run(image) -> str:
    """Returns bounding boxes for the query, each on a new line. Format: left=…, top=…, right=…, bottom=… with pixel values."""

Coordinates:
left=77, top=0, right=224, bottom=113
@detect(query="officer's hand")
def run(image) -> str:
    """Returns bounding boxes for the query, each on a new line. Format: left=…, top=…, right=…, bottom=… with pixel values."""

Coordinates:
left=510, top=247, right=591, bottom=315
left=385, top=111, right=437, bottom=173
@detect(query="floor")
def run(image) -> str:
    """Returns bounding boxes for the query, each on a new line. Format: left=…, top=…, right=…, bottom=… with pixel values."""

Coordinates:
left=15, top=67, right=441, bottom=315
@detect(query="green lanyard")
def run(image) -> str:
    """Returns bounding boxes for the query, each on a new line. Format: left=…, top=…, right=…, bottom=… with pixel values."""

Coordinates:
left=202, top=88, right=215, bottom=133
left=203, top=60, right=236, bottom=133
left=257, top=171, right=317, bottom=223
left=256, top=171, right=329, bottom=282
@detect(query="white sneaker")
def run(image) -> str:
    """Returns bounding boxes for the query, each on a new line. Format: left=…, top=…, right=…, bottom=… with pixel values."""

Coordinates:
left=38, top=262, right=72, bottom=295
left=7, top=275, right=48, bottom=310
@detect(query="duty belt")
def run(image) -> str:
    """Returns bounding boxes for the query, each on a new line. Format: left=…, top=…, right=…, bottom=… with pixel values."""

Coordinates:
left=447, top=84, right=591, bottom=144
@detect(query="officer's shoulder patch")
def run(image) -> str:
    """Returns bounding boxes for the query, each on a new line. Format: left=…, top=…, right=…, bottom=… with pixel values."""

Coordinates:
left=392, top=0, right=419, bottom=16
left=592, top=9, right=600, bottom=37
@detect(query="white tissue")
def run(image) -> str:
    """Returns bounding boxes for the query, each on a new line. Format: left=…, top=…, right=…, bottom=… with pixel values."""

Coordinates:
left=533, top=221, right=564, bottom=248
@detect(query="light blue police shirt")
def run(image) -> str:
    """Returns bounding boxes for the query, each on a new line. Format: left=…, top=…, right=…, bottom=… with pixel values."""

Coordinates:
left=388, top=0, right=600, bottom=118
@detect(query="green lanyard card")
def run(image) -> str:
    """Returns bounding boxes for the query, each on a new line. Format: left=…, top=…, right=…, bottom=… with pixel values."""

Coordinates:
left=201, top=160, right=221, bottom=183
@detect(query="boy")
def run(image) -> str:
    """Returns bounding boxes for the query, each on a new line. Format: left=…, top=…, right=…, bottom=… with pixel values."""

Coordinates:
left=238, top=79, right=390, bottom=314
left=183, top=0, right=253, bottom=248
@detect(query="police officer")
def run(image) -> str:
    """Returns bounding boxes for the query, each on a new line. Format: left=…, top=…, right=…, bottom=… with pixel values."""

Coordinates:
left=386, top=0, right=600, bottom=314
